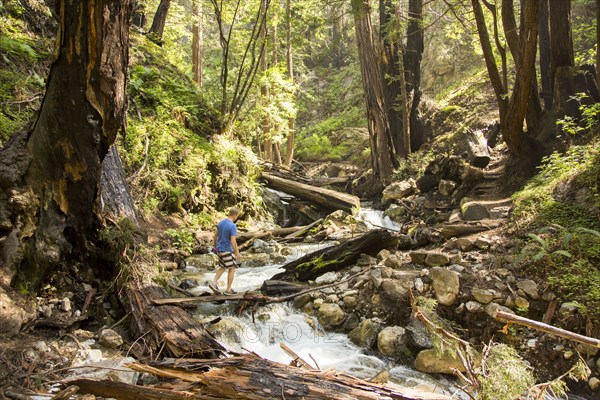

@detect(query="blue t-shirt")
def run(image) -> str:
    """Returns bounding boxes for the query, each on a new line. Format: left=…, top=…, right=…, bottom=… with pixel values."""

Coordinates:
left=216, top=218, right=237, bottom=252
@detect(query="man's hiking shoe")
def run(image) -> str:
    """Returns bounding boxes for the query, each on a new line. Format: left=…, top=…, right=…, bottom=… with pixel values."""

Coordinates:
left=208, top=282, right=221, bottom=294
left=224, top=289, right=237, bottom=295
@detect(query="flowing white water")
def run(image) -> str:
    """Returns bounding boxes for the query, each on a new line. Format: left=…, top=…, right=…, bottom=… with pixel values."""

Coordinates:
left=184, top=244, right=463, bottom=398
left=357, top=207, right=402, bottom=232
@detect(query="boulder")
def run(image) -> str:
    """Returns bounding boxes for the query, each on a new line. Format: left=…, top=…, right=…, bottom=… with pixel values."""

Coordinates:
left=465, top=301, right=484, bottom=313
left=343, top=313, right=360, bottom=331
left=98, top=329, right=123, bottom=349
left=471, top=288, right=496, bottom=304
left=416, top=173, right=439, bottom=193
left=425, top=252, right=450, bottom=267
left=383, top=204, right=406, bottom=220
left=383, top=254, right=403, bottom=269
left=342, top=296, right=358, bottom=310
left=315, top=271, right=339, bottom=285
left=349, top=318, right=381, bottom=349
left=516, top=280, right=539, bottom=299
left=406, top=318, right=433, bottom=351
left=456, top=238, right=475, bottom=251
left=485, top=302, right=515, bottom=318
left=429, top=267, right=460, bottom=306
left=474, top=237, right=492, bottom=250
left=317, top=303, right=346, bottom=329
left=589, top=377, right=600, bottom=391
left=357, top=254, right=377, bottom=266
left=185, top=254, right=216, bottom=270
left=0, top=289, right=35, bottom=336
left=438, top=179, right=457, bottom=196
left=460, top=198, right=490, bottom=221
left=382, top=180, right=415, bottom=201
left=409, top=250, right=428, bottom=264
left=415, top=349, right=465, bottom=374
left=380, top=279, right=409, bottom=302
left=377, top=326, right=407, bottom=358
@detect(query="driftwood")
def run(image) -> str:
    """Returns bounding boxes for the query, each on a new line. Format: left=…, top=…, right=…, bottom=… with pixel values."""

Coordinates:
left=103, top=355, right=453, bottom=400
left=127, top=282, right=225, bottom=358
left=495, top=310, right=600, bottom=349
left=466, top=129, right=490, bottom=168
left=237, top=226, right=305, bottom=244
left=284, top=218, right=324, bottom=240
left=261, top=172, right=360, bottom=215
left=272, top=229, right=395, bottom=281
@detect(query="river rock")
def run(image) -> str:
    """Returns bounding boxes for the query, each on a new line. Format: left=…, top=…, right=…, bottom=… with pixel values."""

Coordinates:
left=460, top=198, right=490, bottom=221
left=315, top=271, right=339, bottom=285
left=383, top=180, right=415, bottom=201
left=61, top=297, right=72, bottom=312
left=357, top=254, right=377, bottom=266
left=377, top=326, right=407, bottom=358
left=485, top=302, right=515, bottom=318
left=317, top=303, right=346, bottom=329
left=406, top=318, right=433, bottom=350
left=438, top=179, right=457, bottom=196
left=209, top=318, right=244, bottom=343
left=472, top=288, right=496, bottom=304
left=513, top=296, right=529, bottom=309
left=384, top=204, right=406, bottom=220
left=425, top=252, right=450, bottom=267
left=415, top=349, right=465, bottom=374
left=516, top=280, right=539, bottom=299
left=466, top=301, right=484, bottom=313
left=381, top=279, right=409, bottom=302
left=589, top=377, right=600, bottom=391
left=456, top=237, right=475, bottom=251
left=474, top=237, right=492, bottom=250
left=343, top=313, right=360, bottom=331
left=313, top=298, right=324, bottom=309
left=448, top=210, right=462, bottom=223
left=0, top=290, right=35, bottom=336
left=559, top=302, right=582, bottom=315
left=69, top=356, right=139, bottom=385
left=185, top=254, right=216, bottom=270
left=349, top=318, right=381, bottom=349
left=98, top=329, right=123, bottom=349
left=343, top=296, right=358, bottom=310
left=429, top=267, right=460, bottom=306
left=409, top=250, right=428, bottom=264
left=383, top=254, right=403, bottom=269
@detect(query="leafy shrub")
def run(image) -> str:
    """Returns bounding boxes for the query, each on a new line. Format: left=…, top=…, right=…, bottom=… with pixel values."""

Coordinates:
left=165, top=228, right=196, bottom=254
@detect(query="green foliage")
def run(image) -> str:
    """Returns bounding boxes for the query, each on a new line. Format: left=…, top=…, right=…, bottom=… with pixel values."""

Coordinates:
left=165, top=228, right=196, bottom=254
left=98, top=218, right=144, bottom=264
left=394, top=151, right=436, bottom=181
left=521, top=225, right=600, bottom=321
left=478, top=344, right=534, bottom=400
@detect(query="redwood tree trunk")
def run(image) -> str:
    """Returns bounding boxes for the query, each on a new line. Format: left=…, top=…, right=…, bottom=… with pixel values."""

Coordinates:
left=192, top=0, right=203, bottom=86
left=149, top=0, right=171, bottom=40
left=20, top=0, right=130, bottom=289
left=352, top=0, right=397, bottom=185
left=549, top=0, right=574, bottom=92
left=405, top=0, right=425, bottom=151
left=539, top=0, right=552, bottom=109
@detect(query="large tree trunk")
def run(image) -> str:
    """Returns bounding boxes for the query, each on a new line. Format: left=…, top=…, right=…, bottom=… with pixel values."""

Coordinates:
left=283, top=0, right=295, bottom=167
left=352, top=0, right=397, bottom=185
left=539, top=0, right=552, bottom=110
left=597, top=0, right=600, bottom=88
left=131, top=0, right=147, bottom=28
left=405, top=0, right=425, bottom=152
left=549, top=0, right=574, bottom=95
left=192, top=0, right=203, bottom=87
left=380, top=0, right=405, bottom=158
left=149, top=0, right=171, bottom=40
left=22, top=0, right=130, bottom=290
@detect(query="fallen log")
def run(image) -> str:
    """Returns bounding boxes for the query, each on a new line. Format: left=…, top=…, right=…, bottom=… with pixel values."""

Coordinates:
left=127, top=282, right=225, bottom=358
left=272, top=229, right=395, bottom=281
left=69, top=379, right=191, bottom=400
left=118, top=354, right=453, bottom=400
left=261, top=280, right=309, bottom=295
left=261, top=172, right=360, bottom=215
left=284, top=218, right=324, bottom=240
left=237, top=225, right=305, bottom=244
left=466, top=129, right=491, bottom=168
left=495, top=310, right=600, bottom=349
left=440, top=223, right=492, bottom=239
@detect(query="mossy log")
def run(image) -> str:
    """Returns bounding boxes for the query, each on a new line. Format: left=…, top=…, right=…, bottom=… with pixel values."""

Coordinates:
left=272, top=229, right=395, bottom=281
left=71, top=354, right=453, bottom=400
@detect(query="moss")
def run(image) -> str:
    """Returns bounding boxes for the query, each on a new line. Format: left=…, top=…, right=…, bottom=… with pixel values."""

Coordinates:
left=295, top=252, right=354, bottom=280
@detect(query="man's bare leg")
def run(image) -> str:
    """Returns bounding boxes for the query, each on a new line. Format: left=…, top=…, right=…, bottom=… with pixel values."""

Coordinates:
left=226, top=267, right=236, bottom=291
left=213, top=267, right=227, bottom=286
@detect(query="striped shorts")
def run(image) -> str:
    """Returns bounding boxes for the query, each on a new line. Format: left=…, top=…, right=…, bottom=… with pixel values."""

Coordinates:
left=217, top=251, right=237, bottom=269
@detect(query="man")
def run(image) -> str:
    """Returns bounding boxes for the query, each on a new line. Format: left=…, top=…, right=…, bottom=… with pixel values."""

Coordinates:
left=209, top=207, right=241, bottom=295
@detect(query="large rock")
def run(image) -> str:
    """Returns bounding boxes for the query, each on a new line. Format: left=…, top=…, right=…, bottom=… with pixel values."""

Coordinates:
left=383, top=204, right=406, bottom=220
left=424, top=252, right=450, bottom=267
left=0, top=289, right=35, bottom=336
left=460, top=198, right=490, bottom=221
left=438, top=179, right=457, bottom=196
left=315, top=271, right=339, bottom=285
left=415, top=349, right=466, bottom=374
left=471, top=288, right=497, bottom=304
left=429, top=267, right=460, bottom=306
left=409, top=250, right=428, bottom=264
left=349, top=318, right=381, bottom=349
left=382, top=180, right=415, bottom=201
left=377, top=326, right=407, bottom=358
left=516, top=280, right=539, bottom=299
left=98, top=329, right=123, bottom=349
left=406, top=318, right=433, bottom=351
left=317, top=303, right=346, bottom=329
left=380, top=279, right=409, bottom=302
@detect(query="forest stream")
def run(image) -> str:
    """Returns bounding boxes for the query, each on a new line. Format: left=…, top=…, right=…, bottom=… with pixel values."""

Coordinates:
left=180, top=209, right=464, bottom=399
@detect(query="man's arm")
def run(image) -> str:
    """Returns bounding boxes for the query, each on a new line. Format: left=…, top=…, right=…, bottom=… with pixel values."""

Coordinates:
left=212, top=230, right=218, bottom=248
left=230, top=236, right=240, bottom=260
